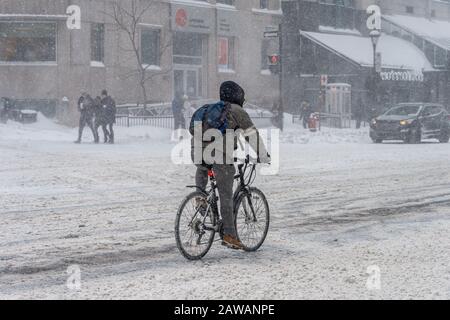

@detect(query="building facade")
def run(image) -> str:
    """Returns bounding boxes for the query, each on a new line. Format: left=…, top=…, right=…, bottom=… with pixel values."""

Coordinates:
left=0, top=0, right=282, bottom=123
left=281, top=0, right=450, bottom=119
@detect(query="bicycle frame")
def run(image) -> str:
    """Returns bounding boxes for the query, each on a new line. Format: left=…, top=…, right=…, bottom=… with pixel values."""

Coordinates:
left=234, top=162, right=258, bottom=223
left=186, top=159, right=259, bottom=237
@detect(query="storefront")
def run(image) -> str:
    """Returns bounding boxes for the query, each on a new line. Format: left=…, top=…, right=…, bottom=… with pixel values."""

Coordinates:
left=171, top=4, right=214, bottom=99
left=293, top=30, right=435, bottom=117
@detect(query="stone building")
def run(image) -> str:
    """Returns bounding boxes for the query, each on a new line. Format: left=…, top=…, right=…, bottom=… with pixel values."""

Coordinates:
left=281, top=0, right=450, bottom=119
left=0, top=0, right=282, bottom=123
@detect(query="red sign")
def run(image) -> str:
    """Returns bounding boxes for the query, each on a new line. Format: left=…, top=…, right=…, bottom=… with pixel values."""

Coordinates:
left=320, top=75, right=328, bottom=87
left=218, top=38, right=229, bottom=66
left=175, top=9, right=187, bottom=27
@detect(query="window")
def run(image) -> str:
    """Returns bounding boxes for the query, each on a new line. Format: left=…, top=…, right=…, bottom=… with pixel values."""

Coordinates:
left=141, top=28, right=160, bottom=66
left=0, top=22, right=56, bottom=62
left=91, top=23, right=104, bottom=63
left=406, top=6, right=414, bottom=14
left=218, top=37, right=235, bottom=70
left=260, top=0, right=269, bottom=9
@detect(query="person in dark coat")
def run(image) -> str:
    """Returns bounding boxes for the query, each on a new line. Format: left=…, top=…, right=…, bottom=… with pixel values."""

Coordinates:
left=75, top=92, right=99, bottom=144
left=101, top=90, right=116, bottom=144
left=172, top=91, right=186, bottom=130
left=300, top=101, right=313, bottom=129
left=93, top=96, right=110, bottom=143
left=355, top=97, right=365, bottom=129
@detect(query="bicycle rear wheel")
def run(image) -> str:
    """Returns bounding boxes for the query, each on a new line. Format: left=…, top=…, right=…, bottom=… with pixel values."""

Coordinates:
left=175, top=191, right=216, bottom=260
left=234, top=187, right=270, bottom=252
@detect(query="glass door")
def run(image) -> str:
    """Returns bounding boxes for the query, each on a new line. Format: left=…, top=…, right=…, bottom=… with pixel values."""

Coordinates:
left=173, top=67, right=201, bottom=99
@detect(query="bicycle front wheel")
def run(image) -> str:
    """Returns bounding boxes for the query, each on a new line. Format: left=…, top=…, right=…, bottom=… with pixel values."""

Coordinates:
left=234, top=187, right=270, bottom=252
left=175, top=191, right=216, bottom=260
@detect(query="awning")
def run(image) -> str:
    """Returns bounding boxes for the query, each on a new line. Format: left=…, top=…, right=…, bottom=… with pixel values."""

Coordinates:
left=383, top=14, right=450, bottom=50
left=300, top=31, right=434, bottom=73
left=0, top=14, right=68, bottom=21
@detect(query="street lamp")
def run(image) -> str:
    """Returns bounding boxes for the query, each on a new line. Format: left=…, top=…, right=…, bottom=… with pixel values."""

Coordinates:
left=369, top=29, right=381, bottom=73
left=369, top=29, right=381, bottom=110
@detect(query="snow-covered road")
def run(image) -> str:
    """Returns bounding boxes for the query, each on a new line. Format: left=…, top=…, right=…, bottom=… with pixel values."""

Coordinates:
left=0, top=118, right=449, bottom=299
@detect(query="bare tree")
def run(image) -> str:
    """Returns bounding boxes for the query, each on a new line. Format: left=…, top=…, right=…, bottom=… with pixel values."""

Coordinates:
left=106, top=0, right=172, bottom=110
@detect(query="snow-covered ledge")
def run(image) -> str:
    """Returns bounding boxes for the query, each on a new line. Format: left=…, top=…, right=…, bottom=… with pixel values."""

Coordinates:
left=0, top=61, right=57, bottom=66
left=216, top=3, right=237, bottom=12
left=90, top=61, right=105, bottom=68
left=142, top=64, right=162, bottom=71
left=218, top=68, right=236, bottom=74
left=252, top=8, right=283, bottom=16
left=261, top=69, right=272, bottom=76
left=171, top=0, right=214, bottom=9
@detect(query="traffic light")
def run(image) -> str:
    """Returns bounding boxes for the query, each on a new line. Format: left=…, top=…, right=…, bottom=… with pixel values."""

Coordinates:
left=268, top=54, right=280, bottom=74
left=268, top=54, right=280, bottom=66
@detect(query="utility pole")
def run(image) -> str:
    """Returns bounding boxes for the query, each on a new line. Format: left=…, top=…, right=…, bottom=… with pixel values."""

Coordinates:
left=279, top=22, right=284, bottom=132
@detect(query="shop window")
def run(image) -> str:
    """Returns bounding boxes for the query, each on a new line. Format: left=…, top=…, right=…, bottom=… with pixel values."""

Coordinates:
left=435, top=47, right=447, bottom=68
left=218, top=37, right=235, bottom=70
left=0, top=22, right=56, bottom=63
left=260, top=0, right=269, bottom=9
left=141, top=28, right=161, bottom=66
left=91, top=23, right=105, bottom=63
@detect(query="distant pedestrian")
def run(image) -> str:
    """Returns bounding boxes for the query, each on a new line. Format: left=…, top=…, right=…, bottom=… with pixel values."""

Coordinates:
left=101, top=90, right=116, bottom=144
left=355, top=97, right=365, bottom=129
left=93, top=96, right=110, bottom=143
left=172, top=91, right=186, bottom=130
left=300, top=101, right=313, bottom=129
left=75, top=92, right=99, bottom=144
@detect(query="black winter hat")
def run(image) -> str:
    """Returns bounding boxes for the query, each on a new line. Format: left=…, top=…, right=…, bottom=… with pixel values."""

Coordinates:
left=220, top=81, right=245, bottom=107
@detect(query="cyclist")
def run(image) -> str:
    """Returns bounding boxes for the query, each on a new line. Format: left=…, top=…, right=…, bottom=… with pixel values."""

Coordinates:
left=192, top=81, right=271, bottom=250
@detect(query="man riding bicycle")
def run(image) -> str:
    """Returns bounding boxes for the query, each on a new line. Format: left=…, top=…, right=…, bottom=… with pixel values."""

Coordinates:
left=191, top=81, right=271, bottom=250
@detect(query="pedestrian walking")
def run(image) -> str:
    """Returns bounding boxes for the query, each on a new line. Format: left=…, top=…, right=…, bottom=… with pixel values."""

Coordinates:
left=75, top=92, right=99, bottom=144
left=172, top=91, right=186, bottom=130
left=101, top=90, right=116, bottom=144
left=93, top=96, right=110, bottom=143
left=300, top=101, right=313, bottom=129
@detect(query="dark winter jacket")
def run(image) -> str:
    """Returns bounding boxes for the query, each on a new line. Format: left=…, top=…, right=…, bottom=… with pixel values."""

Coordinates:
left=172, top=95, right=184, bottom=116
left=101, top=96, right=117, bottom=124
left=191, top=103, right=270, bottom=165
left=78, top=95, right=95, bottom=118
left=93, top=97, right=107, bottom=125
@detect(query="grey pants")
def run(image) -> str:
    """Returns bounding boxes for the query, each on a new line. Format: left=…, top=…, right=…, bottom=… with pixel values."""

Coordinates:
left=195, top=164, right=236, bottom=237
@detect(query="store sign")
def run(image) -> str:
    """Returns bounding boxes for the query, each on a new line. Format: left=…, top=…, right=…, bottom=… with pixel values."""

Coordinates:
left=217, top=9, right=238, bottom=36
left=380, top=70, right=424, bottom=82
left=171, top=5, right=213, bottom=34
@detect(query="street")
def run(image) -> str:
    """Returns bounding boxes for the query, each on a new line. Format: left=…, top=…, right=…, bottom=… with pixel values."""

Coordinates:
left=0, top=121, right=450, bottom=299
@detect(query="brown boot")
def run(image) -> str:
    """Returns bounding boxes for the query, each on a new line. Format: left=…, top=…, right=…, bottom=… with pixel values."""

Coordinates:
left=222, top=234, right=245, bottom=250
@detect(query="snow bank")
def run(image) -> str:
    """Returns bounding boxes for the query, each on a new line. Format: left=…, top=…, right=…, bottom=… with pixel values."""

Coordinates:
left=281, top=126, right=371, bottom=145
left=0, top=114, right=172, bottom=144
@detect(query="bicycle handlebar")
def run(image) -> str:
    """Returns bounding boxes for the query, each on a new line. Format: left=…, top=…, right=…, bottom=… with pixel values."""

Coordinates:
left=234, top=155, right=259, bottom=164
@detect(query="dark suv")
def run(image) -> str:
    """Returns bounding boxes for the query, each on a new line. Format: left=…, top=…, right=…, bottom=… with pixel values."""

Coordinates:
left=370, top=103, right=450, bottom=144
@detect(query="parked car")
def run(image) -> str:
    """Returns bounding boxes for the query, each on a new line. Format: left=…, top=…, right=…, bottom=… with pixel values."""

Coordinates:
left=0, top=97, right=37, bottom=124
left=370, top=103, right=450, bottom=144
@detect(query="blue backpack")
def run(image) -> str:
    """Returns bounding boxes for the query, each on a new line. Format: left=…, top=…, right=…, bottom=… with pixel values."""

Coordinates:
left=189, top=101, right=230, bottom=135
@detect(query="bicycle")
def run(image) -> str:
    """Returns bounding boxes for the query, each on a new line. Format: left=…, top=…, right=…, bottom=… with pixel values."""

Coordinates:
left=175, top=156, right=270, bottom=260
